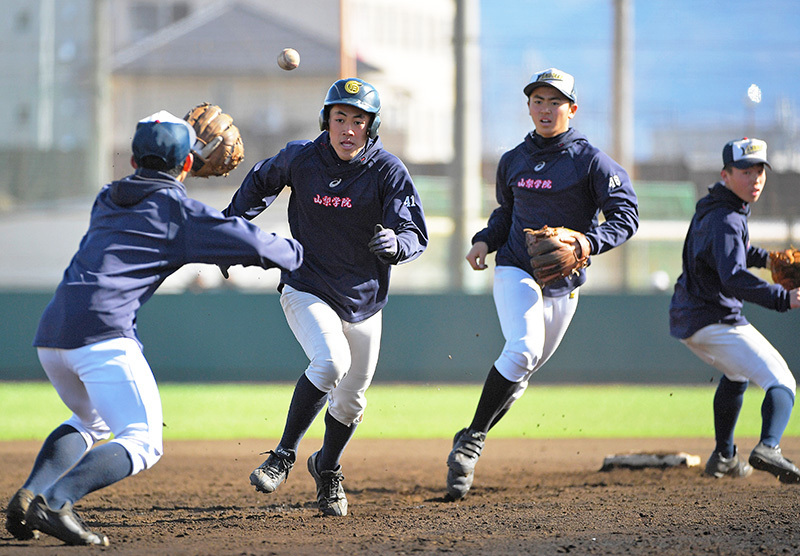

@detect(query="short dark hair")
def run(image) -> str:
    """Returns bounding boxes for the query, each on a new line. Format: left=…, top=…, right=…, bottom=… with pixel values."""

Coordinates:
left=137, top=155, right=184, bottom=177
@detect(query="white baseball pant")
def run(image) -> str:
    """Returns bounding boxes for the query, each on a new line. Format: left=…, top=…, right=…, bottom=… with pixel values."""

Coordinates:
left=682, top=323, right=796, bottom=393
left=492, top=265, right=580, bottom=406
left=280, top=285, right=382, bottom=426
left=36, top=337, right=163, bottom=475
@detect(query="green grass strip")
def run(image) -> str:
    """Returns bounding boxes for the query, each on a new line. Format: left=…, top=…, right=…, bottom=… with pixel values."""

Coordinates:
left=1, top=381, right=797, bottom=441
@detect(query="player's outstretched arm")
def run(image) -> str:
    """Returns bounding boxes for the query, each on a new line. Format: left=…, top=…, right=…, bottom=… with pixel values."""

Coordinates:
left=183, top=199, right=303, bottom=273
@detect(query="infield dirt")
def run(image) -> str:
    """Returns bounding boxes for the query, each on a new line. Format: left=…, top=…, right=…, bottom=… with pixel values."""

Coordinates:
left=2, top=437, right=799, bottom=555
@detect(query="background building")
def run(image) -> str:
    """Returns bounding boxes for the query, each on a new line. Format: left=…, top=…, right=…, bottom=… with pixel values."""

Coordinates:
left=1, top=0, right=799, bottom=294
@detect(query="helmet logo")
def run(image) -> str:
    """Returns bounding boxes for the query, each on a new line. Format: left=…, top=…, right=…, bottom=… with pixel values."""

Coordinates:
left=344, top=80, right=361, bottom=94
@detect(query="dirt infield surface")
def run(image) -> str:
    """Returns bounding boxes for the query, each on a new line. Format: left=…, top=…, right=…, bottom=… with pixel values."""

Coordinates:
left=3, top=437, right=800, bottom=555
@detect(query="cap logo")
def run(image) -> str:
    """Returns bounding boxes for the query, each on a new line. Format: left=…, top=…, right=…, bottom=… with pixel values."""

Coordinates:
left=539, top=71, right=566, bottom=82
left=743, top=142, right=764, bottom=155
left=344, top=80, right=361, bottom=94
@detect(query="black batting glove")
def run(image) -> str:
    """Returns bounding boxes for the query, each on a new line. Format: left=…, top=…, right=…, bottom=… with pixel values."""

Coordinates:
left=369, top=224, right=398, bottom=258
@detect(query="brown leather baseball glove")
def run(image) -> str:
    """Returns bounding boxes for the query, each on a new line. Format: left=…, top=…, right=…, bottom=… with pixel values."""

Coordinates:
left=183, top=103, right=244, bottom=177
left=769, top=248, right=800, bottom=290
left=524, top=225, right=591, bottom=287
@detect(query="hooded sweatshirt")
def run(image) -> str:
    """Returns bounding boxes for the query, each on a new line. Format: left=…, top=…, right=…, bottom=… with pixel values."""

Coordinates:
left=223, top=132, right=428, bottom=323
left=474, top=128, right=639, bottom=297
left=34, top=169, right=302, bottom=349
left=669, top=181, right=790, bottom=339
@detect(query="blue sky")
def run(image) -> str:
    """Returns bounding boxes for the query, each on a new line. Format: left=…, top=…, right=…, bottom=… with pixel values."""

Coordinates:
left=480, top=0, right=800, bottom=161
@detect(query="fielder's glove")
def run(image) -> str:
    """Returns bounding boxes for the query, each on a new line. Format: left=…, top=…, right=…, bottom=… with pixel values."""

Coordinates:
left=524, top=225, right=591, bottom=287
left=183, top=103, right=244, bottom=177
left=769, top=247, right=800, bottom=290
left=369, top=224, right=398, bottom=259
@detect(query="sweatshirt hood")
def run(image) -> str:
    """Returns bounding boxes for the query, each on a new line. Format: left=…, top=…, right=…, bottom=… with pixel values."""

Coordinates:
left=314, top=132, right=383, bottom=178
left=109, top=169, right=185, bottom=207
left=696, top=181, right=750, bottom=219
left=525, top=127, right=586, bottom=153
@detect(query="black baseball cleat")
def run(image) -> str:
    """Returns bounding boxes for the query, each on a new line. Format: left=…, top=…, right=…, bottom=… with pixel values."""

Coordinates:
left=446, top=428, right=486, bottom=500
left=749, top=442, right=800, bottom=484
left=307, top=451, right=347, bottom=516
left=704, top=446, right=753, bottom=479
left=24, top=495, right=109, bottom=546
left=250, top=448, right=295, bottom=493
left=5, top=488, right=40, bottom=541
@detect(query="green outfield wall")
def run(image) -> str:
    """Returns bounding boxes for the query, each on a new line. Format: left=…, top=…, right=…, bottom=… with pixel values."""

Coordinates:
left=2, top=291, right=798, bottom=384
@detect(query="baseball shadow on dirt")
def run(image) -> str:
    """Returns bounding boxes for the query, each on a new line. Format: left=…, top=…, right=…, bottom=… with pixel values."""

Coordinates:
left=3, top=437, right=800, bottom=555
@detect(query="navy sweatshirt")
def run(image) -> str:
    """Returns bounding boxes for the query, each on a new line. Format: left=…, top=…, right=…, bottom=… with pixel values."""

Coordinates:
left=34, top=169, right=302, bottom=349
left=669, top=181, right=790, bottom=339
left=223, top=132, right=428, bottom=323
left=474, top=128, right=639, bottom=297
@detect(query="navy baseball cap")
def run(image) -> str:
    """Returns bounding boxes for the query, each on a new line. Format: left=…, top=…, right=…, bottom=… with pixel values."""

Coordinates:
left=132, top=110, right=196, bottom=168
left=722, top=137, right=771, bottom=169
left=523, top=68, right=577, bottom=102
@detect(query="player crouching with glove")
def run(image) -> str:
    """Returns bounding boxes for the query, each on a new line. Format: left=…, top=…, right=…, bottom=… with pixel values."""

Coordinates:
left=5, top=111, right=301, bottom=545
left=445, top=68, right=639, bottom=500
left=670, top=137, right=800, bottom=483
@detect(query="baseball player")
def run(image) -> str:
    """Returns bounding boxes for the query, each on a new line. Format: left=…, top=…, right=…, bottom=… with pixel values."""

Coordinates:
left=670, top=137, right=800, bottom=483
left=446, top=68, right=639, bottom=500
left=222, top=78, right=428, bottom=516
left=4, top=111, right=302, bottom=545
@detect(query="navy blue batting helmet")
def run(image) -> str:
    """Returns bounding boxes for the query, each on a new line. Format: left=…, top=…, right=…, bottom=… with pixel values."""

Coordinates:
left=319, top=78, right=381, bottom=138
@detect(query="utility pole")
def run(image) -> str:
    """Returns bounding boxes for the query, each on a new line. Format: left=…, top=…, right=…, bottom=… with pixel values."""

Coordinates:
left=339, top=0, right=356, bottom=78
left=612, top=0, right=634, bottom=177
left=451, top=0, right=483, bottom=291
left=612, top=0, right=634, bottom=291
left=37, top=0, right=55, bottom=151
left=89, top=0, right=111, bottom=192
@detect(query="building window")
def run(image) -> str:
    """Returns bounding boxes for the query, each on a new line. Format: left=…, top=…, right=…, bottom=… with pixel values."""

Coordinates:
left=130, top=1, right=191, bottom=42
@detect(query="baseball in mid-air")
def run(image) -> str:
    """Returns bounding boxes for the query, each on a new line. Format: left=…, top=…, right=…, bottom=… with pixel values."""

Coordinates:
left=277, top=48, right=300, bottom=71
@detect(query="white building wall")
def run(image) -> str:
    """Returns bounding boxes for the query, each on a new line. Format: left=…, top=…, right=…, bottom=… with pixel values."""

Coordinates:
left=105, top=0, right=456, bottom=166
left=353, top=0, right=455, bottom=164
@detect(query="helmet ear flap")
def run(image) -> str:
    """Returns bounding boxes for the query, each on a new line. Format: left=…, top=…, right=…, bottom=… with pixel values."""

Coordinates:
left=368, top=114, right=381, bottom=138
left=319, top=108, right=328, bottom=131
